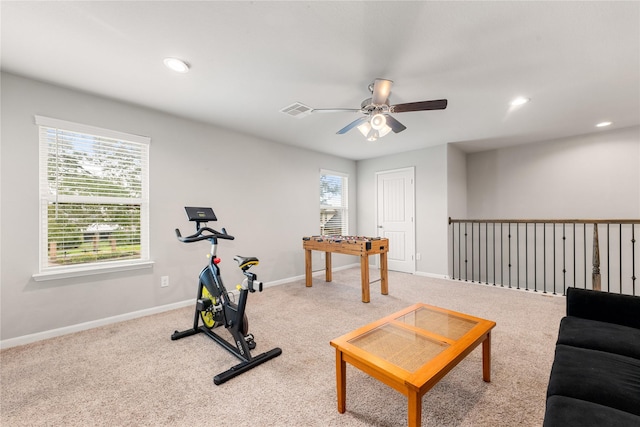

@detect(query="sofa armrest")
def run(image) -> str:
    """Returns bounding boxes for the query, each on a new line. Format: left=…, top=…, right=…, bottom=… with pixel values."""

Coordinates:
left=566, top=287, right=640, bottom=329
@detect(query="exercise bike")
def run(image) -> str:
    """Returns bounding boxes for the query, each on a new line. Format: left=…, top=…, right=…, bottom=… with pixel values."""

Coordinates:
left=171, top=207, right=282, bottom=385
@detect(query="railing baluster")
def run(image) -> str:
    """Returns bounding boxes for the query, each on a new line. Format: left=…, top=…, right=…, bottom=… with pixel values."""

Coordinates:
left=525, top=223, right=529, bottom=291
left=573, top=223, right=576, bottom=291
left=584, top=224, right=587, bottom=288
left=606, top=224, right=610, bottom=292
left=465, top=223, right=468, bottom=281
left=493, top=223, right=496, bottom=286
left=501, top=223, right=504, bottom=287
left=620, top=224, right=623, bottom=294
left=533, top=224, right=536, bottom=291
left=517, top=224, right=520, bottom=289
left=458, top=222, right=461, bottom=281
left=543, top=223, right=547, bottom=293
left=451, top=218, right=455, bottom=279
left=553, top=224, right=557, bottom=294
left=486, top=223, right=489, bottom=284
left=508, top=223, right=512, bottom=288
left=563, top=223, right=567, bottom=295
left=592, top=223, right=601, bottom=291
left=632, top=225, right=636, bottom=295
left=471, top=223, right=474, bottom=282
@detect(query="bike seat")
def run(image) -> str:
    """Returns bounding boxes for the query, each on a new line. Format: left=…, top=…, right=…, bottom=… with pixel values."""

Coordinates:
left=234, top=256, right=259, bottom=271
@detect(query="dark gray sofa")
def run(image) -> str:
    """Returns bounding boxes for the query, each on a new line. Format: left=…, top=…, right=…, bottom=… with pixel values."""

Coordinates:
left=543, top=287, right=640, bottom=426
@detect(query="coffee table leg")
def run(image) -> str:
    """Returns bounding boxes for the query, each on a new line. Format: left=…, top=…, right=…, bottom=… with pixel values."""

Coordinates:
left=408, top=390, right=422, bottom=427
left=482, top=331, right=491, bottom=382
left=336, top=349, right=346, bottom=413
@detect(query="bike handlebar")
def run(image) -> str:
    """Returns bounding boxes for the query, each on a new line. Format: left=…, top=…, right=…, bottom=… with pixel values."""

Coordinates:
left=175, top=226, right=235, bottom=243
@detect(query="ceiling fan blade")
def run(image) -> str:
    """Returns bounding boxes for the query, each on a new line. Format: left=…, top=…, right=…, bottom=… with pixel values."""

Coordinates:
left=336, top=116, right=368, bottom=134
left=384, top=115, right=407, bottom=133
left=371, top=79, right=393, bottom=105
left=391, top=99, right=448, bottom=113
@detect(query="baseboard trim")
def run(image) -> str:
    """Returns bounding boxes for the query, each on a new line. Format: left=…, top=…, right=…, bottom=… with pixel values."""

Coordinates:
left=0, top=299, right=193, bottom=350
left=414, top=271, right=450, bottom=280
left=1, top=265, right=360, bottom=350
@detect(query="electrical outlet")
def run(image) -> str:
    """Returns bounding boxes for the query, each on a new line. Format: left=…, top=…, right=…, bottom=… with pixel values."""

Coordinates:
left=160, top=276, right=169, bottom=287
left=416, top=253, right=421, bottom=260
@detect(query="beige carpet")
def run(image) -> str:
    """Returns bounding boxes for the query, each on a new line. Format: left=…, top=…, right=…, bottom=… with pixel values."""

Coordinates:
left=1, top=268, right=566, bottom=426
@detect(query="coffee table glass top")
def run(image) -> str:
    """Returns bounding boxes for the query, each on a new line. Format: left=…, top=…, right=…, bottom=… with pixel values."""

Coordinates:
left=395, top=306, right=478, bottom=340
left=347, top=306, right=479, bottom=373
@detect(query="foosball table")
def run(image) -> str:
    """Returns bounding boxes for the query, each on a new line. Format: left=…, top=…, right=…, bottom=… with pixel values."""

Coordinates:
left=302, top=236, right=389, bottom=303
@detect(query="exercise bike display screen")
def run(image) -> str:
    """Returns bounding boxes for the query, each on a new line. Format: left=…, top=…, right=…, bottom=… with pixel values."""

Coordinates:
left=185, top=206, right=217, bottom=222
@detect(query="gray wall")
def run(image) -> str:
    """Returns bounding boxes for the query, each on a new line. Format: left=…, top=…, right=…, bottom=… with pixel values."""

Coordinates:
left=466, top=126, right=640, bottom=219
left=0, top=72, right=356, bottom=342
left=3, top=70, right=638, bottom=344
left=459, top=127, right=639, bottom=292
left=446, top=144, right=467, bottom=220
left=356, top=144, right=451, bottom=277
left=356, top=126, right=640, bottom=281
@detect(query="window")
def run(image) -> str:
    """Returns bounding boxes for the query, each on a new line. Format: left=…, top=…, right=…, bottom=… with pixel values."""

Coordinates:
left=320, top=169, right=348, bottom=236
left=36, top=116, right=150, bottom=277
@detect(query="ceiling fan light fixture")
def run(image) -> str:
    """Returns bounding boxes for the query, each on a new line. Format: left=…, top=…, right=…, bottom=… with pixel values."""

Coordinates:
left=163, top=57, right=190, bottom=73
left=378, top=124, right=392, bottom=138
left=370, top=113, right=387, bottom=130
left=357, top=118, right=391, bottom=141
left=366, top=129, right=379, bottom=141
left=356, top=122, right=379, bottom=141
left=357, top=121, right=372, bottom=137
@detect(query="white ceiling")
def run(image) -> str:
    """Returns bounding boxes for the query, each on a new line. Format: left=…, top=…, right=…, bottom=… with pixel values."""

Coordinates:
left=2, top=1, right=639, bottom=160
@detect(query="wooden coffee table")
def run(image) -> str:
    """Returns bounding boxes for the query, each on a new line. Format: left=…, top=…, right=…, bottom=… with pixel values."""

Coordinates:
left=330, top=303, right=496, bottom=427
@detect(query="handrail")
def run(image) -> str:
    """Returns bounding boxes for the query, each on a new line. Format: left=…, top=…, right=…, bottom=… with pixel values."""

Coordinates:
left=449, top=218, right=638, bottom=224
left=448, top=218, right=639, bottom=296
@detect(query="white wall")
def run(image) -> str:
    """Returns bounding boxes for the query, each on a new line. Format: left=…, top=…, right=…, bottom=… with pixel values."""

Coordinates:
left=0, top=72, right=356, bottom=342
left=357, top=144, right=450, bottom=277
left=466, top=126, right=640, bottom=219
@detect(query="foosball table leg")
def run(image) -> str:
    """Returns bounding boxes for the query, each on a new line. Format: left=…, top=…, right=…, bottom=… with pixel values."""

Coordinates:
left=305, top=249, right=312, bottom=287
left=360, top=254, right=370, bottom=303
left=380, top=251, right=389, bottom=295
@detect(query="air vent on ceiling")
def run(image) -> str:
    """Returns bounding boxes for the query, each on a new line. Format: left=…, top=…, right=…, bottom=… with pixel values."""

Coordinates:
left=280, top=102, right=313, bottom=118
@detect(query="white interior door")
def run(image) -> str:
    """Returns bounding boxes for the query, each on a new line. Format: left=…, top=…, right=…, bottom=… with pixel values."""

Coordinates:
left=376, top=168, right=415, bottom=273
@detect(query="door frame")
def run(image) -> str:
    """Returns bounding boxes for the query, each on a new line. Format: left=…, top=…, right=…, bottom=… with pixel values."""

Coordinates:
left=375, top=167, right=416, bottom=274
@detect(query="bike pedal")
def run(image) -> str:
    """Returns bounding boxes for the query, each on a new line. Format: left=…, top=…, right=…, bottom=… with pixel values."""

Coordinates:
left=196, top=298, right=212, bottom=311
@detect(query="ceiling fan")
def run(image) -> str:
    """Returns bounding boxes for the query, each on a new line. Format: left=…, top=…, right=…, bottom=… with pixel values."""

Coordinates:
left=282, top=79, right=447, bottom=141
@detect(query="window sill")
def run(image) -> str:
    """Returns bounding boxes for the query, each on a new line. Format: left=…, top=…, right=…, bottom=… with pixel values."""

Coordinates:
left=32, top=260, right=154, bottom=282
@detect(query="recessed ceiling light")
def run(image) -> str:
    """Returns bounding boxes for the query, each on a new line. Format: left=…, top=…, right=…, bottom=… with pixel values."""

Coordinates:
left=163, top=57, right=190, bottom=73
left=510, top=97, right=530, bottom=106
left=596, top=121, right=612, bottom=128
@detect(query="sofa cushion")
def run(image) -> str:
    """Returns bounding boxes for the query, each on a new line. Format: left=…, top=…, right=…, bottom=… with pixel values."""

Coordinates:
left=547, top=345, right=640, bottom=416
left=543, top=395, right=640, bottom=427
left=566, top=287, right=640, bottom=329
left=557, top=316, right=640, bottom=360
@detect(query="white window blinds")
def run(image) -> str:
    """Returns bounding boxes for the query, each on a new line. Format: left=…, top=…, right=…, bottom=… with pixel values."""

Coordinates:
left=36, top=116, right=150, bottom=272
left=320, top=169, right=348, bottom=236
